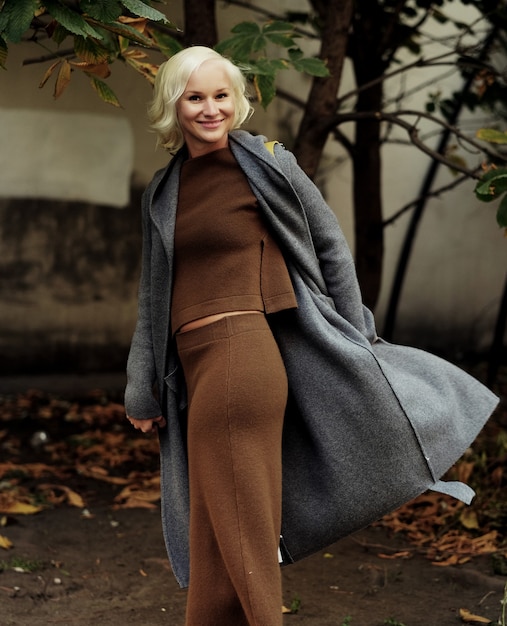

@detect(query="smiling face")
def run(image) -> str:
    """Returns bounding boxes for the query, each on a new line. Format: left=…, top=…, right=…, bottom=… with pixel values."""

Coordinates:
left=176, top=60, right=236, bottom=158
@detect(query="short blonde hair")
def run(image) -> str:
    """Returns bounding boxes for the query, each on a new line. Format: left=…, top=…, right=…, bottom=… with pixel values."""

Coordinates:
left=148, top=46, right=253, bottom=152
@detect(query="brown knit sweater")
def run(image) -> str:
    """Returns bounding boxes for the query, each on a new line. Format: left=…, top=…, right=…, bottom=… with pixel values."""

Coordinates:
left=171, top=146, right=297, bottom=333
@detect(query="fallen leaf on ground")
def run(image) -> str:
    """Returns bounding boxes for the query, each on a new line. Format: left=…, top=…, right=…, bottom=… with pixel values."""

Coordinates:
left=0, top=462, right=63, bottom=479
left=38, top=484, right=85, bottom=508
left=460, top=509, right=480, bottom=530
left=113, top=497, right=158, bottom=509
left=459, top=607, right=492, bottom=623
left=378, top=550, right=412, bottom=560
left=76, top=464, right=130, bottom=485
left=0, top=534, right=13, bottom=549
left=0, top=495, right=43, bottom=515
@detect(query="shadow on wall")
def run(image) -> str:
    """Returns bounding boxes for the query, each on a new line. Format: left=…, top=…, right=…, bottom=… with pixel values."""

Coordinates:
left=0, top=187, right=144, bottom=375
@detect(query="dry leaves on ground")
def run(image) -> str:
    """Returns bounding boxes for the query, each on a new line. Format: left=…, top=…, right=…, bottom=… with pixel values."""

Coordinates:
left=0, top=390, right=161, bottom=536
left=0, top=386, right=506, bottom=569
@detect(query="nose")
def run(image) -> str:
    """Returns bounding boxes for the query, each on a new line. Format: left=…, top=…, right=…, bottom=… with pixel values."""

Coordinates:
left=202, top=98, right=218, bottom=116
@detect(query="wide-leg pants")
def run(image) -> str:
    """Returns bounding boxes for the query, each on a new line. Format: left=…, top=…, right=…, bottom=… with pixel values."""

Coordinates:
left=175, top=313, right=287, bottom=626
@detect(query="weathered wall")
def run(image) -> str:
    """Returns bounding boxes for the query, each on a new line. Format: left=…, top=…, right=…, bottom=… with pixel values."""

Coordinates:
left=0, top=191, right=142, bottom=375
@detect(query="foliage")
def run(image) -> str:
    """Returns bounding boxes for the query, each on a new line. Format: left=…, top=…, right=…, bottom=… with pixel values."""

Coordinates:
left=0, top=0, right=179, bottom=105
left=474, top=129, right=507, bottom=230
left=0, top=0, right=327, bottom=108
left=215, top=20, right=329, bottom=107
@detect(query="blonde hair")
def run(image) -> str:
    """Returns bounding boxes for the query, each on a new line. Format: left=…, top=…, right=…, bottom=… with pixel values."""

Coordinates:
left=148, top=46, right=253, bottom=152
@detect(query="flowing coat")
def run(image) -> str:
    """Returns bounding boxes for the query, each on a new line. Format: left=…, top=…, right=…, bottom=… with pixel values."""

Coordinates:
left=125, top=130, right=499, bottom=588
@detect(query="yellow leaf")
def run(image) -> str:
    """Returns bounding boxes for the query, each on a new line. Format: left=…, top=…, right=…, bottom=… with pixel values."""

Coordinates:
left=118, top=16, right=148, bottom=33
left=282, top=605, right=292, bottom=614
left=39, top=484, right=85, bottom=508
left=0, top=534, right=13, bottom=549
left=460, top=509, right=480, bottom=530
left=70, top=61, right=111, bottom=79
left=0, top=501, right=43, bottom=515
left=124, top=57, right=158, bottom=84
left=39, top=60, right=61, bottom=89
left=76, top=464, right=128, bottom=485
left=54, top=59, right=72, bottom=99
left=459, top=607, right=492, bottom=623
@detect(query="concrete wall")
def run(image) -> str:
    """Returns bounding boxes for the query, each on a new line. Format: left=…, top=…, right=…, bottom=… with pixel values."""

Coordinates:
left=0, top=0, right=505, bottom=375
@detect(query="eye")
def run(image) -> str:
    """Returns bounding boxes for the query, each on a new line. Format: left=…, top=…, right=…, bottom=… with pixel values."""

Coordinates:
left=188, top=95, right=201, bottom=101
left=216, top=92, right=229, bottom=99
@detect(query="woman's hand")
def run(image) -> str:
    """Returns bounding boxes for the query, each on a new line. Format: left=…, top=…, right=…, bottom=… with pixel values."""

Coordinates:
left=127, top=415, right=167, bottom=433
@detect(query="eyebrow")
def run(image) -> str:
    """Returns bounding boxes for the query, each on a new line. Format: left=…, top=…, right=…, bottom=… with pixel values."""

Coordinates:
left=183, top=87, right=231, bottom=95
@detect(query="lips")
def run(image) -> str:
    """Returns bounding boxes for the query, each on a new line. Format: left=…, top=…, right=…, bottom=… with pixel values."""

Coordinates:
left=199, top=119, right=224, bottom=130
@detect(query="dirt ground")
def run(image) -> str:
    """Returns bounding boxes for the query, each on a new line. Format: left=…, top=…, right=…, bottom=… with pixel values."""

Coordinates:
left=1, top=374, right=506, bottom=626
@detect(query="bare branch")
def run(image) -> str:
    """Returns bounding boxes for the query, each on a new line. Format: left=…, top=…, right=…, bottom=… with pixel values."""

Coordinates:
left=329, top=108, right=504, bottom=177
left=23, top=48, right=75, bottom=66
left=383, top=172, right=479, bottom=227
left=336, top=47, right=494, bottom=107
left=275, top=87, right=305, bottom=109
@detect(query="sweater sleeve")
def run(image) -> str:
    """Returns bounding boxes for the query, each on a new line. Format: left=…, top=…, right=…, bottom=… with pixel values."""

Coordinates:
left=124, top=185, right=164, bottom=419
left=275, top=144, right=377, bottom=342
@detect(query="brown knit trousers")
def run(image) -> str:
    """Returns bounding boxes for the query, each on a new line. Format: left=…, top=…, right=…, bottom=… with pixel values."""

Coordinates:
left=175, top=313, right=287, bottom=626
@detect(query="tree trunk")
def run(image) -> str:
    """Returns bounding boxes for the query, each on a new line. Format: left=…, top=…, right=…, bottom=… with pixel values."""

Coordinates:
left=351, top=83, right=384, bottom=310
left=349, top=4, right=386, bottom=310
left=183, top=0, right=217, bottom=47
left=293, top=0, right=354, bottom=178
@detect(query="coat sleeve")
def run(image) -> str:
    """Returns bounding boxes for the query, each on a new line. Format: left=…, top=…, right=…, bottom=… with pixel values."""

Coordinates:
left=124, top=185, right=164, bottom=419
left=275, top=144, right=377, bottom=342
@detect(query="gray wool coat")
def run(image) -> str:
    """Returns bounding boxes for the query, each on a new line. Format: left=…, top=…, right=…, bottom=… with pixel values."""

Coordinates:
left=125, top=129, right=499, bottom=588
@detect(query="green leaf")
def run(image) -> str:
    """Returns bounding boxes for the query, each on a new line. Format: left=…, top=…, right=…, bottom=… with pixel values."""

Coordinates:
left=215, top=33, right=259, bottom=61
left=89, top=75, right=121, bottom=106
left=476, top=128, right=507, bottom=145
left=254, top=72, right=276, bottom=108
left=0, top=0, right=38, bottom=43
left=497, top=194, right=507, bottom=228
left=0, top=35, right=7, bottom=68
left=263, top=21, right=298, bottom=48
left=475, top=171, right=507, bottom=202
left=217, top=21, right=295, bottom=60
left=80, top=0, right=123, bottom=24
left=291, top=55, right=329, bottom=77
left=265, top=32, right=296, bottom=47
left=120, top=0, right=170, bottom=23
left=263, top=20, right=295, bottom=33
left=147, top=28, right=183, bottom=57
left=52, top=23, right=71, bottom=46
left=487, top=174, right=507, bottom=197
left=230, top=21, right=261, bottom=36
left=43, top=0, right=104, bottom=39
left=288, top=48, right=303, bottom=62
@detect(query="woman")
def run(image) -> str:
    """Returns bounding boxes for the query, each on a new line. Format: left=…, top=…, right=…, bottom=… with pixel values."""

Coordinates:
left=125, top=46, right=498, bottom=626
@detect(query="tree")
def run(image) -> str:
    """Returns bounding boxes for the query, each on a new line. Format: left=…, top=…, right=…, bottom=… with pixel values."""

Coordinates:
left=1, top=0, right=506, bottom=315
